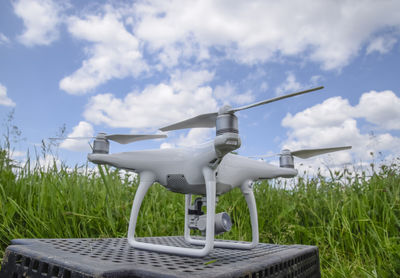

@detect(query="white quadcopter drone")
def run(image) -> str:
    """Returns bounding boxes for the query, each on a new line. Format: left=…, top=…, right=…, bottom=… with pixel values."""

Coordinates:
left=60, top=86, right=351, bottom=257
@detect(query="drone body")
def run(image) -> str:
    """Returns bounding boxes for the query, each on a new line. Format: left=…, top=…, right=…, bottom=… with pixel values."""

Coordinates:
left=88, top=141, right=298, bottom=195
left=87, top=131, right=308, bottom=257
left=59, top=86, right=351, bottom=257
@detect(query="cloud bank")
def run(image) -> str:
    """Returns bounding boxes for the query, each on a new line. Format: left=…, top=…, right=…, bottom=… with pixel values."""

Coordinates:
left=13, top=0, right=63, bottom=46
left=59, top=121, right=94, bottom=152
left=0, top=83, right=16, bottom=107
left=282, top=90, right=400, bottom=164
left=59, top=11, right=147, bottom=94
left=52, top=0, right=400, bottom=94
left=83, top=70, right=218, bottom=130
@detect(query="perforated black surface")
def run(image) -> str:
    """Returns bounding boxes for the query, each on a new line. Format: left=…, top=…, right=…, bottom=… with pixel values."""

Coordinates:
left=1, top=236, right=320, bottom=278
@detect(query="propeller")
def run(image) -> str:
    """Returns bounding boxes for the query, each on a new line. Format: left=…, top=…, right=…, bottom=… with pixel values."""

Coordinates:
left=49, top=133, right=167, bottom=144
left=290, top=146, right=352, bottom=159
left=252, top=146, right=352, bottom=159
left=160, top=86, right=324, bottom=132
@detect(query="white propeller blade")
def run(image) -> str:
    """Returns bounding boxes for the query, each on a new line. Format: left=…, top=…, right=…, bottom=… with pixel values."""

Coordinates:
left=159, top=86, right=324, bottom=131
left=250, top=146, right=352, bottom=159
left=105, top=134, right=166, bottom=144
left=159, top=112, right=218, bottom=132
left=229, top=86, right=324, bottom=113
left=290, top=146, right=352, bottom=159
left=49, top=136, right=93, bottom=140
left=49, top=134, right=167, bottom=144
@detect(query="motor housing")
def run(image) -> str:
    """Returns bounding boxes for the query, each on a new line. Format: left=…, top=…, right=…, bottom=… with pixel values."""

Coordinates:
left=214, top=113, right=241, bottom=158
left=280, top=149, right=294, bottom=168
left=93, top=133, right=110, bottom=154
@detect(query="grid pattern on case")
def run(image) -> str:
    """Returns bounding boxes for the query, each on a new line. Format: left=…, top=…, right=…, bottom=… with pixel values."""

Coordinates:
left=43, top=237, right=288, bottom=270
left=1, top=237, right=320, bottom=278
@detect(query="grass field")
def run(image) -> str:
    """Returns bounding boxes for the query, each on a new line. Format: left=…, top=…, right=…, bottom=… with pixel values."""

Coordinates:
left=0, top=149, right=399, bottom=277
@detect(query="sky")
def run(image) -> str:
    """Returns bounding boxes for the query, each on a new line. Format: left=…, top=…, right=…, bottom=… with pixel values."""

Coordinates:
left=0, top=0, right=399, bottom=174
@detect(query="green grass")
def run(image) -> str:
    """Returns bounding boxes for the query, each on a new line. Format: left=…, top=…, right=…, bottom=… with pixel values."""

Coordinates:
left=0, top=149, right=399, bottom=277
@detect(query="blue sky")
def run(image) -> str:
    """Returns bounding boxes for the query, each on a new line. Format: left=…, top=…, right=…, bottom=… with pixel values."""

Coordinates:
left=0, top=0, right=399, bottom=172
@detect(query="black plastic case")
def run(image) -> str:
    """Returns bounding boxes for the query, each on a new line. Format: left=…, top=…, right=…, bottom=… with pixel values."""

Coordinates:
left=1, top=237, right=320, bottom=278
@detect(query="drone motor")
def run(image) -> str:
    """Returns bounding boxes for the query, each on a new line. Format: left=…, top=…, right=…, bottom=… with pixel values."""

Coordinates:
left=279, top=149, right=294, bottom=168
left=216, top=113, right=238, bottom=135
left=214, top=111, right=241, bottom=158
left=93, top=133, right=110, bottom=154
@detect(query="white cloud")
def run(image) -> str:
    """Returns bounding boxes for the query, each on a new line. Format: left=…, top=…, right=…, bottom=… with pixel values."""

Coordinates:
left=275, top=72, right=302, bottom=96
left=60, top=10, right=147, bottom=94
left=11, top=150, right=26, bottom=158
left=282, top=96, right=353, bottom=128
left=134, top=0, right=400, bottom=70
left=37, top=154, right=61, bottom=170
left=0, top=33, right=10, bottom=45
left=160, top=128, right=214, bottom=149
left=170, top=69, right=214, bottom=91
left=214, top=82, right=255, bottom=106
left=160, top=142, right=174, bottom=149
left=260, top=82, right=269, bottom=92
left=275, top=72, right=322, bottom=96
left=366, top=36, right=397, bottom=54
left=54, top=1, right=400, bottom=94
left=310, top=75, right=323, bottom=86
left=354, top=90, right=400, bottom=130
left=176, top=128, right=214, bottom=147
left=0, top=83, right=16, bottom=107
left=83, top=69, right=218, bottom=130
left=13, top=0, right=62, bottom=46
left=59, top=121, right=94, bottom=152
left=281, top=90, right=400, bottom=164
